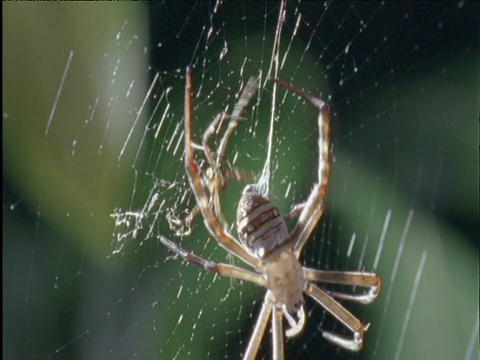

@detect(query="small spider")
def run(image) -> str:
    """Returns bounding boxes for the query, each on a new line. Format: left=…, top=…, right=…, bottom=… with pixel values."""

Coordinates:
left=160, top=68, right=381, bottom=359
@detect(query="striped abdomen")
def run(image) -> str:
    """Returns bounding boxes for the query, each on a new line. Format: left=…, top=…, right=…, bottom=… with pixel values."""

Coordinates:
left=236, top=185, right=290, bottom=260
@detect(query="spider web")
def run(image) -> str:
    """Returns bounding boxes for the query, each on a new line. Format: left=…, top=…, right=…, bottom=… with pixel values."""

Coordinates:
left=3, top=2, right=479, bottom=360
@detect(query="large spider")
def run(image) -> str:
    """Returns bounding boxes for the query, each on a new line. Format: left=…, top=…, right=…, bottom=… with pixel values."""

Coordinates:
left=160, top=68, right=381, bottom=359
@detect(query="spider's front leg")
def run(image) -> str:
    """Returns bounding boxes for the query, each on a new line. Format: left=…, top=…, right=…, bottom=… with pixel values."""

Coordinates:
left=166, top=112, right=230, bottom=234
left=206, top=76, right=259, bottom=224
left=273, top=78, right=331, bottom=256
left=175, top=73, right=258, bottom=238
left=184, top=67, right=259, bottom=267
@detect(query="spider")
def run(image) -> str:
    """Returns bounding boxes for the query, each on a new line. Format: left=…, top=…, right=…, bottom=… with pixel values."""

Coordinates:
left=160, top=68, right=381, bottom=359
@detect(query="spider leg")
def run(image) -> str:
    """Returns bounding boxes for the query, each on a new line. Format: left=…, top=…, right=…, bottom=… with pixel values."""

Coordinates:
left=160, top=236, right=265, bottom=286
left=183, top=114, right=255, bottom=233
left=202, top=112, right=229, bottom=167
left=216, top=76, right=259, bottom=167
left=305, top=282, right=365, bottom=351
left=243, top=292, right=274, bottom=360
left=185, top=111, right=228, bottom=230
left=304, top=269, right=381, bottom=304
left=202, top=112, right=231, bottom=228
left=224, top=159, right=255, bottom=184
left=285, top=202, right=304, bottom=221
left=185, top=67, right=260, bottom=268
left=206, top=169, right=228, bottom=229
left=272, top=304, right=285, bottom=360
left=210, top=77, right=258, bottom=230
left=243, top=293, right=304, bottom=360
left=273, top=79, right=330, bottom=258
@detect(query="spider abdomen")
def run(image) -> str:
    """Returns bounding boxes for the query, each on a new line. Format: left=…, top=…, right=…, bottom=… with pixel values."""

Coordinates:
left=236, top=185, right=290, bottom=260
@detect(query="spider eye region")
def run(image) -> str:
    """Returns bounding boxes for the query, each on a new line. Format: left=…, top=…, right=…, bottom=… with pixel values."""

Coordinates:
left=236, top=189, right=290, bottom=260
